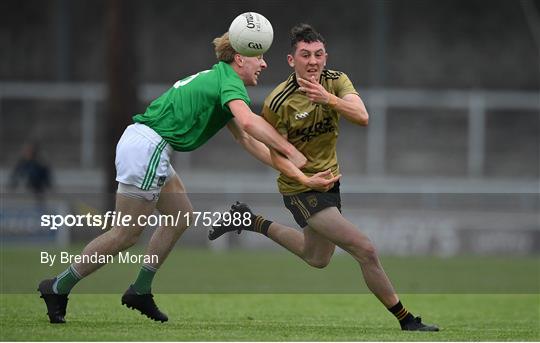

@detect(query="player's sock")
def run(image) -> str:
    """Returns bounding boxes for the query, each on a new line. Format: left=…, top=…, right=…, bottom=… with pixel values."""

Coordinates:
left=209, top=202, right=272, bottom=240
left=251, top=215, right=272, bottom=236
left=132, top=264, right=157, bottom=294
left=226, top=202, right=272, bottom=236
left=388, top=300, right=415, bottom=324
left=53, top=265, right=81, bottom=294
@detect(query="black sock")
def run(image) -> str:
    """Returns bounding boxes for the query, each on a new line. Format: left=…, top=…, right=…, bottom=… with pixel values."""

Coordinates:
left=388, top=301, right=414, bottom=324
left=251, top=215, right=272, bottom=236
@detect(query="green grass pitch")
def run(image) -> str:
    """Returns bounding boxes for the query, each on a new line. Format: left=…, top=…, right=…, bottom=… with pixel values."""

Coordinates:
left=1, top=294, right=539, bottom=341
left=1, top=248, right=539, bottom=341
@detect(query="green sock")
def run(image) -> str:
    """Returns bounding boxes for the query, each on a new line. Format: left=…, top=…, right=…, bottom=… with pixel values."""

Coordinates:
left=53, top=265, right=81, bottom=294
left=132, top=264, right=157, bottom=294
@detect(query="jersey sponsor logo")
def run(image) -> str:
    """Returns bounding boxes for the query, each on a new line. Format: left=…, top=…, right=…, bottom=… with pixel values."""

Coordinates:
left=294, top=117, right=335, bottom=142
left=294, top=112, right=310, bottom=120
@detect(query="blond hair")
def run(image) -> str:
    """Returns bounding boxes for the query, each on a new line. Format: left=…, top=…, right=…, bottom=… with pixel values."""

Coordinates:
left=212, top=32, right=237, bottom=63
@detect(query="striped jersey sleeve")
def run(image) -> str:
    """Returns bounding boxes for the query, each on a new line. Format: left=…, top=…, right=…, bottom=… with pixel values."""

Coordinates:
left=262, top=74, right=298, bottom=135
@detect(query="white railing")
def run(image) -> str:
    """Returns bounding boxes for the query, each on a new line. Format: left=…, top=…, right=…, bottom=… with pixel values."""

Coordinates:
left=1, top=82, right=539, bottom=177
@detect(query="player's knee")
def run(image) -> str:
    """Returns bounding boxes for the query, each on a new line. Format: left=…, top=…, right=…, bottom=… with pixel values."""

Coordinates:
left=346, top=238, right=378, bottom=264
left=357, top=242, right=378, bottom=265
left=306, top=256, right=331, bottom=269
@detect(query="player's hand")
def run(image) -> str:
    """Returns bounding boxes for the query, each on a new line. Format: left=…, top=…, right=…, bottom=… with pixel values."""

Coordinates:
left=303, top=169, right=341, bottom=192
left=288, top=149, right=307, bottom=169
left=297, top=76, right=332, bottom=105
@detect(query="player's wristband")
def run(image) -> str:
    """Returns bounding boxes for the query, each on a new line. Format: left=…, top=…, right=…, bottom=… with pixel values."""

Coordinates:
left=327, top=94, right=338, bottom=108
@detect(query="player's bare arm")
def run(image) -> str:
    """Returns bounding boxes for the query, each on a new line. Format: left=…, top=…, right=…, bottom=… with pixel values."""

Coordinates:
left=226, top=119, right=273, bottom=167
left=269, top=137, right=341, bottom=192
left=228, top=99, right=307, bottom=168
left=297, top=76, right=369, bottom=126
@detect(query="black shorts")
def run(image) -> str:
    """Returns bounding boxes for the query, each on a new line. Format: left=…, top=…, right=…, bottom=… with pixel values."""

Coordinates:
left=283, top=181, right=341, bottom=228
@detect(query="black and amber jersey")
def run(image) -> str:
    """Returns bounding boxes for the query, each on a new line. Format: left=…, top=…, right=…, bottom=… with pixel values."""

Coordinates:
left=262, top=70, right=359, bottom=195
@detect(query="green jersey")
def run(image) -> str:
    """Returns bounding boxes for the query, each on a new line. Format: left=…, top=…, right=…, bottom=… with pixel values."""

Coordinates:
left=133, top=61, right=250, bottom=151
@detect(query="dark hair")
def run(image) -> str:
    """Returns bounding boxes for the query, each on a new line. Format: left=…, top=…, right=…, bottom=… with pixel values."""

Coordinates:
left=290, top=23, right=326, bottom=53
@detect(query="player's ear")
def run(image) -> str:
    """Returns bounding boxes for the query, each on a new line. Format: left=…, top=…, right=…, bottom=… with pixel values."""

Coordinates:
left=234, top=54, right=245, bottom=66
left=287, top=54, right=294, bottom=68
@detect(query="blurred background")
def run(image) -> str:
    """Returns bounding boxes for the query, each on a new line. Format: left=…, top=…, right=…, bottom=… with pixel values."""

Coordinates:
left=1, top=0, right=539, bottom=280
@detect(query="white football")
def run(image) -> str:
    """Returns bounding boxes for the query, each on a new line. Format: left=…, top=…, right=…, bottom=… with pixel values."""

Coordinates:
left=228, top=12, right=273, bottom=57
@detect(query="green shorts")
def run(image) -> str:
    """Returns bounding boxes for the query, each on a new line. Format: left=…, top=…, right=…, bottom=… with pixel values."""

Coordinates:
left=283, top=181, right=341, bottom=228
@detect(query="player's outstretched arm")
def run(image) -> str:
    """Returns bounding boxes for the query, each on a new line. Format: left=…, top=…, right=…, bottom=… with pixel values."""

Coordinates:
left=226, top=119, right=273, bottom=168
left=297, top=76, right=369, bottom=126
left=228, top=99, right=307, bottom=168
left=269, top=143, right=341, bottom=192
left=332, top=93, right=369, bottom=126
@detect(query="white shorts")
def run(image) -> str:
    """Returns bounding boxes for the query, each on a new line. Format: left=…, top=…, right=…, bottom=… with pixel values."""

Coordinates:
left=115, top=123, right=174, bottom=192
